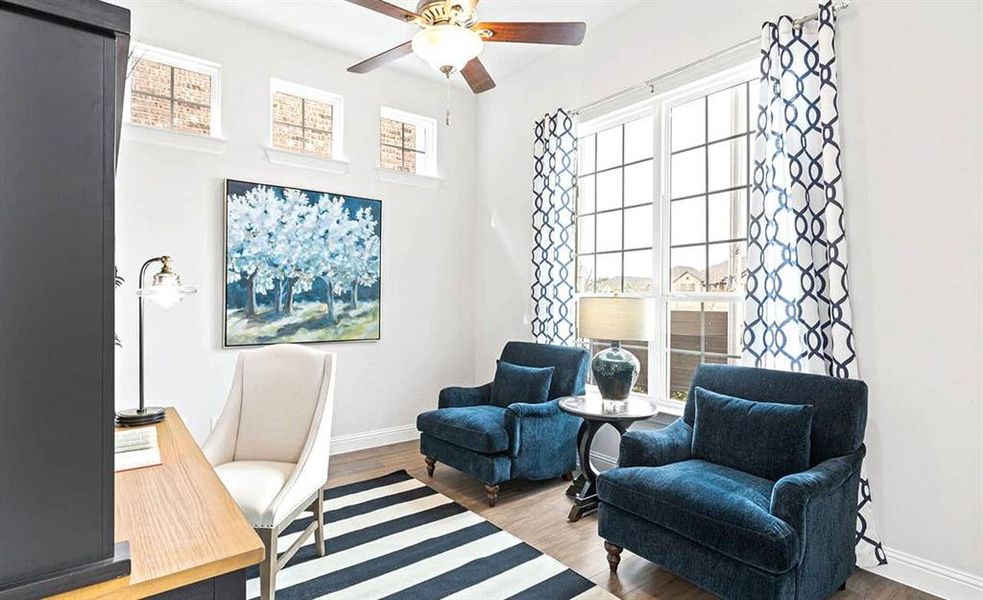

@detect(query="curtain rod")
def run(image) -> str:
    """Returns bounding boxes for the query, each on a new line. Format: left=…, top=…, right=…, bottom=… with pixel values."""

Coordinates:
left=571, top=0, right=851, bottom=117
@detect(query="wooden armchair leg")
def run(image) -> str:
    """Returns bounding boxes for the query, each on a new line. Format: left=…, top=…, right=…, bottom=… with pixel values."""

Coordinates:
left=425, top=456, right=436, bottom=477
left=604, top=541, right=623, bottom=574
left=314, top=487, right=326, bottom=557
left=258, top=527, right=277, bottom=600
left=484, top=483, right=500, bottom=507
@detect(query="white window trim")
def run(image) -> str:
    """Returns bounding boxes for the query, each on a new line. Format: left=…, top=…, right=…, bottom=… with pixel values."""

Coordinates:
left=575, top=59, right=757, bottom=416
left=123, top=43, right=224, bottom=145
left=266, top=78, right=348, bottom=172
left=122, top=121, right=227, bottom=154
left=379, top=106, right=439, bottom=180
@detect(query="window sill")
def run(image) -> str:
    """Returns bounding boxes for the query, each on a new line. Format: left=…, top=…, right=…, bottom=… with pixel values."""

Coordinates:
left=122, top=122, right=227, bottom=154
left=375, top=167, right=441, bottom=190
left=264, top=147, right=350, bottom=174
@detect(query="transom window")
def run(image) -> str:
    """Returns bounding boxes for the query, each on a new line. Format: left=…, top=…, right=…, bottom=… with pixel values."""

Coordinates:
left=380, top=107, right=437, bottom=176
left=575, top=61, right=756, bottom=406
left=126, top=44, right=220, bottom=137
left=380, top=118, right=418, bottom=173
left=270, top=78, right=344, bottom=160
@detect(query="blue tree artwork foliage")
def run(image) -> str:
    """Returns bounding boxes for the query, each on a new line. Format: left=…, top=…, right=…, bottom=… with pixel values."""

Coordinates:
left=224, top=179, right=381, bottom=346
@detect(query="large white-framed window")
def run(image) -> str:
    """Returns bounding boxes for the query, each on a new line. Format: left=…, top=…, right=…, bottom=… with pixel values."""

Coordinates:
left=576, top=60, right=756, bottom=411
left=125, top=43, right=222, bottom=138
left=379, top=106, right=438, bottom=178
left=268, top=78, right=345, bottom=162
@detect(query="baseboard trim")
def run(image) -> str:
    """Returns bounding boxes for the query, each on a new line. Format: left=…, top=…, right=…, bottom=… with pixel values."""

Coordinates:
left=330, top=424, right=419, bottom=456
left=865, top=546, right=982, bottom=599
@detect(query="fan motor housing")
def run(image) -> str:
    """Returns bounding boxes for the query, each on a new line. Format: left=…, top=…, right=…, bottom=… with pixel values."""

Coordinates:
left=415, top=0, right=477, bottom=27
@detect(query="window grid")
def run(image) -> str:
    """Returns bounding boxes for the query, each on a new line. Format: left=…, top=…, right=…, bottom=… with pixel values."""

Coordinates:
left=272, top=92, right=333, bottom=159
left=380, top=118, right=423, bottom=173
left=665, top=80, right=753, bottom=400
left=576, top=121, right=655, bottom=295
left=130, top=59, right=211, bottom=136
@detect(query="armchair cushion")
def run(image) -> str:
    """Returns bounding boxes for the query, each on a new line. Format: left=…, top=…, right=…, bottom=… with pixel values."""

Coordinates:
left=499, top=341, right=588, bottom=400
left=597, top=461, right=799, bottom=574
left=416, top=405, right=510, bottom=454
left=692, top=387, right=814, bottom=481
left=214, top=460, right=294, bottom=526
left=490, top=360, right=554, bottom=408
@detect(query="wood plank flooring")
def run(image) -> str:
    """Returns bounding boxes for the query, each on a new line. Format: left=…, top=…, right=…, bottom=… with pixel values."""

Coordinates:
left=327, top=441, right=936, bottom=600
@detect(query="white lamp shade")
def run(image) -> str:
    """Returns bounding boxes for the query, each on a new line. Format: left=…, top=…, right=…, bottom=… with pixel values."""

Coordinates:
left=412, top=25, right=483, bottom=72
left=578, top=296, right=654, bottom=341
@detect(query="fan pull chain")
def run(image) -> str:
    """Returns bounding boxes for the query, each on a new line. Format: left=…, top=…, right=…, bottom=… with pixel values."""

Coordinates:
left=445, top=74, right=452, bottom=126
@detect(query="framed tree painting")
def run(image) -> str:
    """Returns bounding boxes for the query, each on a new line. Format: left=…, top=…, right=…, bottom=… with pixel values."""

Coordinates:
left=224, top=179, right=381, bottom=346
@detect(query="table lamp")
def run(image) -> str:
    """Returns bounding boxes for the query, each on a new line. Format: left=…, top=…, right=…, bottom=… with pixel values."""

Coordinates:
left=116, top=256, right=197, bottom=427
left=578, top=295, right=654, bottom=401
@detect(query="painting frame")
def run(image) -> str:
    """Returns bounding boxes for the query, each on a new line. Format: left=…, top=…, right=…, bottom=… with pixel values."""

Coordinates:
left=223, top=178, right=382, bottom=348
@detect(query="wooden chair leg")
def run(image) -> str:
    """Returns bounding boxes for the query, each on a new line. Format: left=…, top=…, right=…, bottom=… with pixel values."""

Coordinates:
left=604, top=541, right=623, bottom=574
left=425, top=456, right=436, bottom=477
left=258, top=527, right=277, bottom=600
left=484, top=483, right=500, bottom=507
left=314, top=488, right=326, bottom=557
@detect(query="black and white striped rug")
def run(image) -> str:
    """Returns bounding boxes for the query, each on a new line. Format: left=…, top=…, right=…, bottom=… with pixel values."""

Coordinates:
left=246, top=470, right=614, bottom=599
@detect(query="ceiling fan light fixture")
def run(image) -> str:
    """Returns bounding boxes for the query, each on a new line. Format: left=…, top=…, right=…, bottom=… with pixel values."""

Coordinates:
left=412, top=25, right=483, bottom=73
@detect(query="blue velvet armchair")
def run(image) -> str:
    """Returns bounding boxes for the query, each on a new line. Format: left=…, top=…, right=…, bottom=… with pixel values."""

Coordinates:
left=597, top=365, right=868, bottom=600
left=417, top=341, right=589, bottom=506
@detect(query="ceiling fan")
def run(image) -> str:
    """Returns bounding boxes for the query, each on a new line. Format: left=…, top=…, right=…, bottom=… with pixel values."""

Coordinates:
left=343, top=0, right=587, bottom=93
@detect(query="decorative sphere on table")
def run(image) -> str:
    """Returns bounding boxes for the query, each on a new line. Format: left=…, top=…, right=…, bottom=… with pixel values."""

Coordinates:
left=591, top=342, right=639, bottom=400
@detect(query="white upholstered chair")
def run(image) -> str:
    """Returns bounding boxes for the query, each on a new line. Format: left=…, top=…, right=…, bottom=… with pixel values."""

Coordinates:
left=202, top=344, right=336, bottom=600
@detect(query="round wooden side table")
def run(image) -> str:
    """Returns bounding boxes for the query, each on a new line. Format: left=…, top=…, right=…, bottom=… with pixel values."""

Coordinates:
left=558, top=393, right=657, bottom=522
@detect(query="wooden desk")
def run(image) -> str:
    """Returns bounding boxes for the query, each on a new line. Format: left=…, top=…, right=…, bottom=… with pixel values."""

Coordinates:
left=55, top=409, right=264, bottom=599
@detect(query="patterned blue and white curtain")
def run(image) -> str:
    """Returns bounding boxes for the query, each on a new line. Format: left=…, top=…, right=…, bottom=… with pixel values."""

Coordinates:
left=531, top=109, right=577, bottom=345
left=744, top=2, right=887, bottom=567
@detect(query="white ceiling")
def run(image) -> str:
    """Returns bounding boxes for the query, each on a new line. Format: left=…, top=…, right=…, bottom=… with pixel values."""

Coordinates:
left=184, top=0, right=640, bottom=88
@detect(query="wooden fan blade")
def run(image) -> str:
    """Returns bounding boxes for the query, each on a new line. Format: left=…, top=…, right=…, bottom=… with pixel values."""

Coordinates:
left=343, top=0, right=421, bottom=23
left=347, top=41, right=414, bottom=73
left=474, top=21, right=587, bottom=45
left=461, top=58, right=495, bottom=93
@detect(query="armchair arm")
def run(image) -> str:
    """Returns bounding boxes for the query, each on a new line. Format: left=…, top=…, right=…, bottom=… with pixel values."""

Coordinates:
left=770, top=446, right=866, bottom=535
left=505, top=400, right=580, bottom=476
left=618, top=418, right=693, bottom=468
left=438, top=382, right=493, bottom=409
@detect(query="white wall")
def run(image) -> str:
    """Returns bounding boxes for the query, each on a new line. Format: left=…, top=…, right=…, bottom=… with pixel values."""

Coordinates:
left=473, top=0, right=983, bottom=596
left=115, top=1, right=479, bottom=446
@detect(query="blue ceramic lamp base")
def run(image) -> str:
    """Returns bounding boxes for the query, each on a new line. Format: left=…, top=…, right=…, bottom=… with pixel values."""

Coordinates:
left=591, top=341, right=640, bottom=400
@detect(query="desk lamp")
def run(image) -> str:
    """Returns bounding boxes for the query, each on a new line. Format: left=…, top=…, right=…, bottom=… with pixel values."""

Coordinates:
left=116, top=256, right=196, bottom=426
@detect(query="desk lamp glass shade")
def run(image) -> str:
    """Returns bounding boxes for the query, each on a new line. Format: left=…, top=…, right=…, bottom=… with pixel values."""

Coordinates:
left=578, top=296, right=654, bottom=400
left=116, top=256, right=197, bottom=427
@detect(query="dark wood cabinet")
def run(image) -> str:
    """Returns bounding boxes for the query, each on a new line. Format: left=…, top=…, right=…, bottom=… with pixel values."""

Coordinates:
left=0, top=0, right=130, bottom=597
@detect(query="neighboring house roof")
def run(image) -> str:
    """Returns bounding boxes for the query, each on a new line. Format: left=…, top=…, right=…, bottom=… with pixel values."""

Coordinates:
left=671, top=261, right=748, bottom=287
